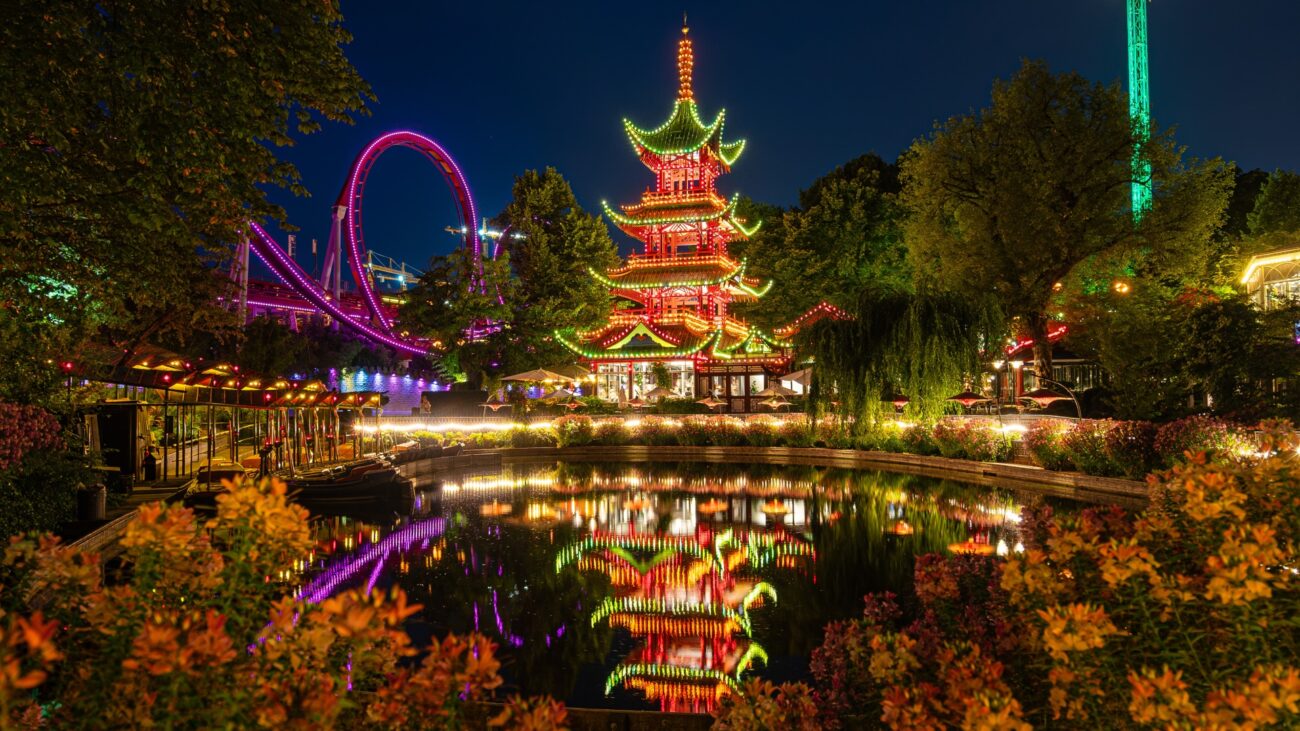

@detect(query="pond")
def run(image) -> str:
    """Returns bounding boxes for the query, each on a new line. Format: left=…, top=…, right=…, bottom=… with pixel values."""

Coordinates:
left=294, top=460, right=1076, bottom=714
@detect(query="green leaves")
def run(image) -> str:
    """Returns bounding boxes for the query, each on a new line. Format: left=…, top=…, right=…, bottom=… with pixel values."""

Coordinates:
left=902, top=60, right=1230, bottom=374
left=1, top=1, right=372, bottom=401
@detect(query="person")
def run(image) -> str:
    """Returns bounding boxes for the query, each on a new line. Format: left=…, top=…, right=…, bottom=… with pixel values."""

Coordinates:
left=258, top=440, right=275, bottom=477
left=141, top=447, right=158, bottom=482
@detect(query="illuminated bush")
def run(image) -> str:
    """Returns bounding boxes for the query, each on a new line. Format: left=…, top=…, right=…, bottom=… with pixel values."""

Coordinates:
left=0, top=478, right=568, bottom=729
left=799, top=423, right=1300, bottom=729
left=1023, top=419, right=1074, bottom=471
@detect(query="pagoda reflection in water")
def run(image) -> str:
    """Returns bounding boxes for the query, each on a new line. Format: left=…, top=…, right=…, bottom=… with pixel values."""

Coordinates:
left=554, top=471, right=815, bottom=714
left=287, top=461, right=1029, bottom=711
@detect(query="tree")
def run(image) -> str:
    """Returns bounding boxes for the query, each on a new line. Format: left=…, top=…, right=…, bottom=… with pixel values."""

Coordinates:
left=236, top=317, right=305, bottom=377
left=804, top=289, right=1003, bottom=428
left=1247, top=169, right=1300, bottom=235
left=901, top=60, right=1231, bottom=377
left=0, top=1, right=372, bottom=403
left=740, top=155, right=909, bottom=329
left=398, top=249, right=513, bottom=386
left=495, top=168, right=618, bottom=366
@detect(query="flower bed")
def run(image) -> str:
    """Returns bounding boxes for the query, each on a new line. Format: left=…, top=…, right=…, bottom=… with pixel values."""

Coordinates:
left=712, top=422, right=1300, bottom=729
left=410, top=414, right=1256, bottom=481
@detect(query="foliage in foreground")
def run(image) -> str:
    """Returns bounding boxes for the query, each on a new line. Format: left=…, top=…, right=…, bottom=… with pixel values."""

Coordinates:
left=713, top=423, right=1300, bottom=729
left=0, top=479, right=566, bottom=730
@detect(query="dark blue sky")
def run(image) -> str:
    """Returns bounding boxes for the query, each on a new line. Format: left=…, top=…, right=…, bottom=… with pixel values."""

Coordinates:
left=265, top=1, right=1300, bottom=271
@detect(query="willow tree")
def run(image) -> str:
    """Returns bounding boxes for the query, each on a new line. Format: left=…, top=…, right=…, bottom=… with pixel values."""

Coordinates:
left=804, top=290, right=1003, bottom=429
left=901, top=60, right=1230, bottom=378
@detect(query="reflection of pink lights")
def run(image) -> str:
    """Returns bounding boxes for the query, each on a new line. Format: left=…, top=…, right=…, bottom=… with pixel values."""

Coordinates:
left=299, top=517, right=446, bottom=604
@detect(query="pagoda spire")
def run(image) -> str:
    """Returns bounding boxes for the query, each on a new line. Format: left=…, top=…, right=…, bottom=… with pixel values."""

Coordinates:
left=677, top=17, right=693, bottom=102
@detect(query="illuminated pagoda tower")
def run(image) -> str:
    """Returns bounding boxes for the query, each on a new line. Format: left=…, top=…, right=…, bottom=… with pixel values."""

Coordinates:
left=556, top=22, right=793, bottom=411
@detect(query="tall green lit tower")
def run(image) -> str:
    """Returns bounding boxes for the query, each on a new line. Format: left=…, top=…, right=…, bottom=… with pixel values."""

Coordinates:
left=1127, top=0, right=1152, bottom=217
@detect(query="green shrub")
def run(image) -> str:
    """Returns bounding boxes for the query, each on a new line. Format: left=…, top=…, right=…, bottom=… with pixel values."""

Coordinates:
left=958, top=419, right=1015, bottom=462
left=931, top=419, right=966, bottom=459
left=591, top=420, right=631, bottom=446
left=506, top=427, right=557, bottom=448
left=781, top=421, right=817, bottom=448
left=901, top=423, right=939, bottom=455
left=706, top=416, right=749, bottom=446
left=1023, top=419, right=1073, bottom=470
left=744, top=419, right=781, bottom=447
left=552, top=415, right=595, bottom=447
left=674, top=416, right=712, bottom=446
left=635, top=417, right=679, bottom=446
left=1104, top=420, right=1160, bottom=478
left=1154, top=414, right=1247, bottom=467
left=0, top=449, right=89, bottom=537
left=1062, top=419, right=1121, bottom=476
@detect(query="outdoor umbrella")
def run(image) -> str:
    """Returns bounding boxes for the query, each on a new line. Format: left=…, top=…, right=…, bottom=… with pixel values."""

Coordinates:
left=696, top=396, right=726, bottom=410
left=501, top=369, right=576, bottom=384
left=755, top=384, right=798, bottom=398
left=760, top=397, right=791, bottom=410
left=946, top=390, right=990, bottom=407
left=625, top=397, right=647, bottom=409
left=644, top=385, right=675, bottom=401
left=781, top=368, right=812, bottom=387
left=885, top=394, right=910, bottom=409
left=1020, top=387, right=1069, bottom=408
left=538, top=387, right=577, bottom=401
left=546, top=364, right=591, bottom=382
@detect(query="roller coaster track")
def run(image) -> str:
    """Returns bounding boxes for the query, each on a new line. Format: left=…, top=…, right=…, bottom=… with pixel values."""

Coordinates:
left=248, top=130, right=482, bottom=356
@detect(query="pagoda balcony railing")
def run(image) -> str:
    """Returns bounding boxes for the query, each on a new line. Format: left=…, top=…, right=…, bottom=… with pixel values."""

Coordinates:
left=601, top=309, right=749, bottom=335
left=618, top=252, right=737, bottom=269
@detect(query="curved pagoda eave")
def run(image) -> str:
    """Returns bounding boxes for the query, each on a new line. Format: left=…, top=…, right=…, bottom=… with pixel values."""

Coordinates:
left=623, top=100, right=745, bottom=168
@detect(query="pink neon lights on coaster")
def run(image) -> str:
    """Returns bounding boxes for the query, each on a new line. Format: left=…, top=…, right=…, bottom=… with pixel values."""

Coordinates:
left=338, top=131, right=482, bottom=333
left=248, top=222, right=430, bottom=355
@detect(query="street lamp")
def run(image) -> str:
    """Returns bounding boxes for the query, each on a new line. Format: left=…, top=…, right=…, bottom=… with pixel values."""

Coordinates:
left=1021, top=370, right=1082, bottom=420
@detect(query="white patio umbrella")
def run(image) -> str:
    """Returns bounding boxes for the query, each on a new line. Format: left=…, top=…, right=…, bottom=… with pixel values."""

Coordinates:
left=781, top=368, right=812, bottom=387
left=755, top=384, right=799, bottom=398
left=501, top=369, right=576, bottom=384
left=644, top=385, right=675, bottom=401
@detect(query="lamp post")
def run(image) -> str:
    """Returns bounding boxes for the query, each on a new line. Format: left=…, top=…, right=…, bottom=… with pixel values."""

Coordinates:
left=1025, top=371, right=1083, bottom=420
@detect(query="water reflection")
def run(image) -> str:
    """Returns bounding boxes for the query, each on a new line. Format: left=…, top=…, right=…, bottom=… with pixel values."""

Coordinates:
left=290, top=462, right=1042, bottom=711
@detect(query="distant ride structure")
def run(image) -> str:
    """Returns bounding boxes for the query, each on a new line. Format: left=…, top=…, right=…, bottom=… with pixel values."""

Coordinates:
left=234, top=130, right=482, bottom=356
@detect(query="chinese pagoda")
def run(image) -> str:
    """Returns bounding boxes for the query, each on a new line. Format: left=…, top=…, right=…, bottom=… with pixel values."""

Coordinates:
left=556, top=23, right=793, bottom=411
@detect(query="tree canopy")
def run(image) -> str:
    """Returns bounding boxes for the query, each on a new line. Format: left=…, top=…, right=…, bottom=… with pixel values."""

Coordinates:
left=0, top=1, right=372, bottom=402
left=1247, top=169, right=1300, bottom=236
left=738, top=154, right=908, bottom=329
left=901, top=60, right=1231, bottom=377
left=398, top=168, right=619, bottom=383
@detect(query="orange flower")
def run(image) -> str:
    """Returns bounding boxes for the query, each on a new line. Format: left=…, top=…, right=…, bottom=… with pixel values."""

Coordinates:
left=1128, top=667, right=1195, bottom=725
left=1036, top=603, right=1118, bottom=663
left=1204, top=523, right=1284, bottom=606
left=869, top=632, right=921, bottom=685
left=1098, top=539, right=1160, bottom=587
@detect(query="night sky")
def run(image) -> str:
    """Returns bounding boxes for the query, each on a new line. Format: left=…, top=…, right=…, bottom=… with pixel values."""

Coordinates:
left=264, top=1, right=1300, bottom=272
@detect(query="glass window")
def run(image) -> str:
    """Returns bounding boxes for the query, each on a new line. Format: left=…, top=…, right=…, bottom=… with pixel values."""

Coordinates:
left=729, top=375, right=745, bottom=397
left=749, top=374, right=765, bottom=395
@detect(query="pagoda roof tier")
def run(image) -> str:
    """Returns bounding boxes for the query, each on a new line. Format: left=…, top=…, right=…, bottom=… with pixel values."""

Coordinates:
left=592, top=256, right=745, bottom=289
left=555, top=319, right=794, bottom=366
left=623, top=100, right=746, bottom=167
left=601, top=193, right=758, bottom=239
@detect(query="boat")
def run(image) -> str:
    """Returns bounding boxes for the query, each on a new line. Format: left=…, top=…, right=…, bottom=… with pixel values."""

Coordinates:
left=278, top=457, right=415, bottom=503
left=184, top=460, right=248, bottom=507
